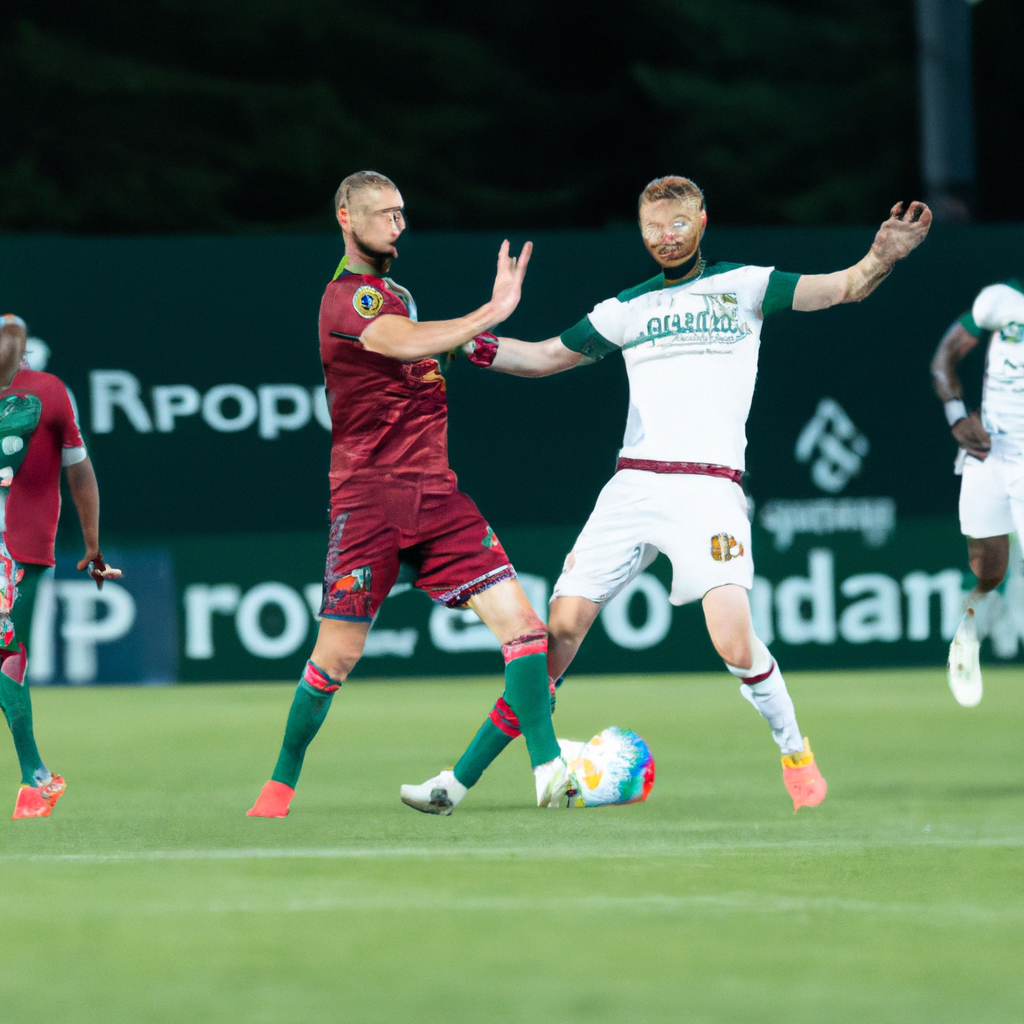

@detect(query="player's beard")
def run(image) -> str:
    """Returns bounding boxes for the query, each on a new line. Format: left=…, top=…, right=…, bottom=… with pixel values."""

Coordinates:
left=661, top=249, right=701, bottom=280
left=351, top=229, right=395, bottom=273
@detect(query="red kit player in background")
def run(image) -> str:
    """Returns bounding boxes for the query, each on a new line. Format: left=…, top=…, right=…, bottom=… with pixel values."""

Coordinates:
left=0, top=314, right=121, bottom=819
left=248, top=172, right=573, bottom=818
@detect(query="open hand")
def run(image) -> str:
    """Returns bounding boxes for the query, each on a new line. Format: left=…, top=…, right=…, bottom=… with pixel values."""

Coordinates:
left=77, top=551, right=123, bottom=589
left=489, top=240, right=533, bottom=326
left=952, top=411, right=991, bottom=460
left=871, top=202, right=932, bottom=266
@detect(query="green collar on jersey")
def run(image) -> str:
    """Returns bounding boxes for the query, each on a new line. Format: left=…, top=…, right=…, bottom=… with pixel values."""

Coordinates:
left=617, top=261, right=744, bottom=303
left=332, top=255, right=351, bottom=280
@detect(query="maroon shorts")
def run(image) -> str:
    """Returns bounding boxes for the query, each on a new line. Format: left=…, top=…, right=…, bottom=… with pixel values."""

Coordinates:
left=320, top=487, right=516, bottom=621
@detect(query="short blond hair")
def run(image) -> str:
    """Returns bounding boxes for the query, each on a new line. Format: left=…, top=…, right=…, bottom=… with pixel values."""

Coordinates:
left=334, top=171, right=398, bottom=211
left=638, top=176, right=705, bottom=215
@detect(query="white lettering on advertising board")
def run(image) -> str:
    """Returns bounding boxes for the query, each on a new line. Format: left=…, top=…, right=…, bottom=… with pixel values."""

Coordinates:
left=90, top=371, right=331, bottom=438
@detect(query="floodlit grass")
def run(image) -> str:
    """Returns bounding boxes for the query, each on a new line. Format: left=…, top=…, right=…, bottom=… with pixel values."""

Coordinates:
left=0, top=668, right=1022, bottom=1024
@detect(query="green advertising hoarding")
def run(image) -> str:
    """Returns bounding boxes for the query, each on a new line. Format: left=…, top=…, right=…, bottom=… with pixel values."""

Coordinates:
left=1, top=225, right=1022, bottom=682
left=28, top=519, right=1024, bottom=684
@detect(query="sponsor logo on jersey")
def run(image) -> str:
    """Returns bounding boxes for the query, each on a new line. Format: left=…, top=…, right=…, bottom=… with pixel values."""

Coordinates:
left=628, top=293, right=752, bottom=350
left=711, top=533, right=744, bottom=561
left=481, top=526, right=498, bottom=548
left=352, top=285, right=385, bottom=319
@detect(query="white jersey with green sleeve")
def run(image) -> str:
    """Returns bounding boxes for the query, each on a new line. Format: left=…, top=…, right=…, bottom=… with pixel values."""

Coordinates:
left=560, top=262, right=800, bottom=471
left=970, top=278, right=1024, bottom=437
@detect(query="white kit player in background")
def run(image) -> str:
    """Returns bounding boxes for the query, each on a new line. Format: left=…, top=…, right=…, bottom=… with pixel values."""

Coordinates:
left=931, top=277, right=1024, bottom=706
left=421, top=176, right=931, bottom=812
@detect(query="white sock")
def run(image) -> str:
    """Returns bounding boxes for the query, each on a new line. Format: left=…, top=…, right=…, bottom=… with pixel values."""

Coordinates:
left=966, top=591, right=995, bottom=639
left=726, top=637, right=804, bottom=756
left=438, top=769, right=468, bottom=802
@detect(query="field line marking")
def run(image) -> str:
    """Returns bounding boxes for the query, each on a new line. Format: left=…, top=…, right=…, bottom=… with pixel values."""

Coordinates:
left=4, top=835, right=1024, bottom=864
left=192, top=892, right=1024, bottom=923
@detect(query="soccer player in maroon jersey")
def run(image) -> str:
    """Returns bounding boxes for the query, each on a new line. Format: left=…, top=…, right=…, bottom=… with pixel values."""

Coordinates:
left=247, top=172, right=572, bottom=818
left=0, top=314, right=121, bottom=819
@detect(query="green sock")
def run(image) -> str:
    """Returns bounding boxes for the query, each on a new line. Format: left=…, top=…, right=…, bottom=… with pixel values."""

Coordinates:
left=0, top=655, right=47, bottom=787
left=502, top=652, right=560, bottom=768
left=270, top=680, right=335, bottom=789
left=454, top=719, right=516, bottom=788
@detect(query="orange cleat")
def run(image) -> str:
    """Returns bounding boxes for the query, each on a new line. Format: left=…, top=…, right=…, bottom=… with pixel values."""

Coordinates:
left=781, top=737, right=827, bottom=812
left=41, top=775, right=66, bottom=808
left=247, top=780, right=295, bottom=818
left=12, top=775, right=66, bottom=819
left=13, top=785, right=52, bottom=819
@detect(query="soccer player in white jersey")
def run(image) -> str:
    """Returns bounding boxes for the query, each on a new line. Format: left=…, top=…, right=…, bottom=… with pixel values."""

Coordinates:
left=931, top=276, right=1024, bottom=706
left=400, top=176, right=931, bottom=815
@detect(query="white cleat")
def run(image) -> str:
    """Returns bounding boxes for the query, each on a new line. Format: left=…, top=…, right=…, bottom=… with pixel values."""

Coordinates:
left=534, top=756, right=577, bottom=809
left=948, top=609, right=983, bottom=707
left=400, top=769, right=467, bottom=816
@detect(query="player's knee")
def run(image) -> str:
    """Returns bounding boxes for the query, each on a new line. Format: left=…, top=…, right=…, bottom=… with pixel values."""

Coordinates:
left=547, top=599, right=595, bottom=647
left=705, top=616, right=754, bottom=668
left=972, top=563, right=1006, bottom=592
left=969, top=553, right=1007, bottom=591
left=309, top=634, right=365, bottom=682
left=723, top=635, right=772, bottom=679
left=716, top=635, right=752, bottom=671
left=548, top=618, right=587, bottom=653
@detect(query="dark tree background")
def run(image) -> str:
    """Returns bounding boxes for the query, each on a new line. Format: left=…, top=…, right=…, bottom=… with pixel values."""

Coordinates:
left=1, top=0, right=1020, bottom=233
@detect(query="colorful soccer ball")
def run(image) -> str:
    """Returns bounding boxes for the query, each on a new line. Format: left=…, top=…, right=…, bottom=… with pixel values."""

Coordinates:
left=558, top=727, right=655, bottom=807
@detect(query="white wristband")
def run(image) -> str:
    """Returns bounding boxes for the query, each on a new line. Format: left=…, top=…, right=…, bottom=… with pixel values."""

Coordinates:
left=944, top=399, right=968, bottom=427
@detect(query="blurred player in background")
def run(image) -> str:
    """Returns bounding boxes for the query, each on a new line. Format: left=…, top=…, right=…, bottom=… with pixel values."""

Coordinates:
left=246, top=172, right=573, bottom=819
left=0, top=314, right=120, bottom=819
left=402, top=177, right=931, bottom=814
left=931, top=277, right=1024, bottom=706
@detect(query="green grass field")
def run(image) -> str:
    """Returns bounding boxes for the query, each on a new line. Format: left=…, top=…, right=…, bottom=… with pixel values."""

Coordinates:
left=0, top=668, right=1021, bottom=1024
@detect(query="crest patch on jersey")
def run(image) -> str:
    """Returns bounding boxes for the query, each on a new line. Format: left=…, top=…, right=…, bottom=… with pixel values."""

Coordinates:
left=352, top=285, right=385, bottom=319
left=711, top=533, right=744, bottom=562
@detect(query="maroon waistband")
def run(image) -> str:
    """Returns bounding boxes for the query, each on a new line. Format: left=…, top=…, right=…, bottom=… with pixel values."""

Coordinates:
left=615, top=457, right=743, bottom=485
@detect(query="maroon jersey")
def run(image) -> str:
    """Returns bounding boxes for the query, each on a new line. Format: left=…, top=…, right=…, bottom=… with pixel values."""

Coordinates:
left=319, top=270, right=456, bottom=514
left=2, top=369, right=85, bottom=566
left=314, top=265, right=515, bottom=621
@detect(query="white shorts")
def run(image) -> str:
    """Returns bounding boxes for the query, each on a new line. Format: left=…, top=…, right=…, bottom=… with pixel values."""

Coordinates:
left=552, top=470, right=753, bottom=607
left=959, top=436, right=1024, bottom=539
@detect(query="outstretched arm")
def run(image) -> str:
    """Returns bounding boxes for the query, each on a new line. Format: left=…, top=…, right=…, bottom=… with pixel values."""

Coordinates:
left=792, top=202, right=932, bottom=311
left=930, top=320, right=990, bottom=459
left=65, top=456, right=121, bottom=586
left=485, top=336, right=583, bottom=377
left=360, top=241, right=532, bottom=361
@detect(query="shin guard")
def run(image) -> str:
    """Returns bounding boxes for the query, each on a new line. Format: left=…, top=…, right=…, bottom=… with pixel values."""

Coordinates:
left=270, top=660, right=341, bottom=788
left=0, top=643, right=47, bottom=786
left=501, top=630, right=560, bottom=769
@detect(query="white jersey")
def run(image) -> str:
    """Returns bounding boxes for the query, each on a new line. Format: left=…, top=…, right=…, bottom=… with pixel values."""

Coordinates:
left=560, top=262, right=798, bottom=470
left=971, top=281, right=1024, bottom=437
